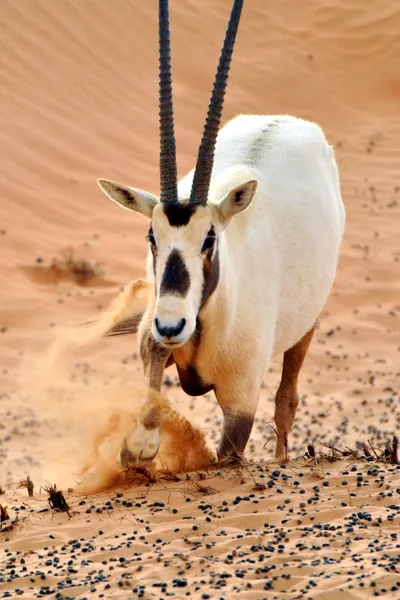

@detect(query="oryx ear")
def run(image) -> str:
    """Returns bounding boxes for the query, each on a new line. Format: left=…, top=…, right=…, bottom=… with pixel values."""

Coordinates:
left=215, top=180, right=258, bottom=223
left=98, top=179, right=159, bottom=219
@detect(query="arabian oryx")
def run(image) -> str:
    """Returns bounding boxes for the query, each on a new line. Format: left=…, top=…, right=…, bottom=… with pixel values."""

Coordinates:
left=98, top=0, right=345, bottom=465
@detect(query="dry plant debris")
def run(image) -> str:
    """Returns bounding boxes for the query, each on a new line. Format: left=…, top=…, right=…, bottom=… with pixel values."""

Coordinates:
left=44, top=484, right=71, bottom=516
left=0, top=504, right=9, bottom=522
left=192, top=481, right=217, bottom=495
left=386, top=435, right=399, bottom=464
left=17, top=475, right=34, bottom=497
left=50, top=247, right=105, bottom=285
left=156, top=470, right=181, bottom=482
left=306, top=443, right=316, bottom=458
left=124, top=464, right=157, bottom=485
left=306, top=436, right=400, bottom=465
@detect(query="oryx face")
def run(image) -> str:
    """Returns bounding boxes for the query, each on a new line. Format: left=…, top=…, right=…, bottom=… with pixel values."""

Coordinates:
left=149, top=202, right=217, bottom=346
left=97, top=178, right=257, bottom=348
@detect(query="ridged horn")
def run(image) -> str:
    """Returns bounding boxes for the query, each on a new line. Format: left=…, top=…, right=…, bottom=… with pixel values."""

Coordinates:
left=159, top=0, right=178, bottom=203
left=190, top=0, right=244, bottom=205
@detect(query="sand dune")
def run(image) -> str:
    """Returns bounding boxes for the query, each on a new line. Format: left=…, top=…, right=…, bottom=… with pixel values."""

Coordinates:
left=0, top=0, right=399, bottom=597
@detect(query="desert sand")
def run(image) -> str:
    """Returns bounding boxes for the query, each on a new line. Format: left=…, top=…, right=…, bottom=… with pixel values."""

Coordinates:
left=0, top=0, right=399, bottom=598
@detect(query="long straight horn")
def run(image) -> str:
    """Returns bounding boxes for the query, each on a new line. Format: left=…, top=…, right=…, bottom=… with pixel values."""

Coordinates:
left=159, top=0, right=178, bottom=203
left=190, top=0, right=244, bottom=205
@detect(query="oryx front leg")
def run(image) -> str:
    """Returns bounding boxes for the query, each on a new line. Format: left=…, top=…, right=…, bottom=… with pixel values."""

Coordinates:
left=216, top=384, right=258, bottom=461
left=274, top=326, right=315, bottom=460
left=120, top=336, right=171, bottom=467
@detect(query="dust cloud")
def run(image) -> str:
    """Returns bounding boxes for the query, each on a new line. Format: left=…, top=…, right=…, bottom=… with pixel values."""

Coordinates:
left=13, top=280, right=213, bottom=494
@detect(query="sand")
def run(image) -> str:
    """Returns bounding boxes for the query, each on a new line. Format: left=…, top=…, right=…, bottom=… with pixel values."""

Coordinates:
left=0, top=0, right=399, bottom=598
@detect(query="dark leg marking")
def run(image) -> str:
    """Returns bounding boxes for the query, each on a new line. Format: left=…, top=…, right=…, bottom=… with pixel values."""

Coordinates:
left=274, top=325, right=315, bottom=459
left=160, top=249, right=190, bottom=296
left=217, top=411, right=255, bottom=461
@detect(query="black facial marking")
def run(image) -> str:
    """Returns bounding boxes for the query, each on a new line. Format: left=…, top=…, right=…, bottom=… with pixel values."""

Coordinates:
left=160, top=248, right=190, bottom=297
left=163, top=202, right=197, bottom=227
left=201, top=226, right=216, bottom=252
left=147, top=225, right=157, bottom=280
left=147, top=226, right=156, bottom=247
left=118, top=187, right=136, bottom=206
left=200, top=246, right=220, bottom=310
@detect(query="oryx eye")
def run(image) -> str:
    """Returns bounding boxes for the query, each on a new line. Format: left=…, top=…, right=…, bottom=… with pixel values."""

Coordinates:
left=147, top=228, right=156, bottom=248
left=201, top=227, right=216, bottom=253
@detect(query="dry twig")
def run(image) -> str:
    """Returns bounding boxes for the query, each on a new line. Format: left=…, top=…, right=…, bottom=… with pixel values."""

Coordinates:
left=156, top=470, right=181, bottom=482
left=124, top=465, right=157, bottom=485
left=44, top=484, right=71, bottom=517
left=0, top=504, right=9, bottom=521
left=17, top=476, right=34, bottom=497
left=192, top=481, right=217, bottom=495
left=305, top=444, right=316, bottom=459
left=386, top=436, right=399, bottom=464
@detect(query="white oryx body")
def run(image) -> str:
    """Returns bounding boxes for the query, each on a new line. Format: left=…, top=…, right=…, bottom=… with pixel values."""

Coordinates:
left=98, top=0, right=345, bottom=463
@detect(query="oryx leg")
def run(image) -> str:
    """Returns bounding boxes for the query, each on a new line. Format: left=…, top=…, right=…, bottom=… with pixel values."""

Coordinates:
left=216, top=382, right=259, bottom=461
left=120, top=334, right=171, bottom=466
left=274, top=325, right=315, bottom=460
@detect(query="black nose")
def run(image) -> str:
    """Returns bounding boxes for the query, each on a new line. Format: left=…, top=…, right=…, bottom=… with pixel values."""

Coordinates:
left=155, top=318, right=186, bottom=339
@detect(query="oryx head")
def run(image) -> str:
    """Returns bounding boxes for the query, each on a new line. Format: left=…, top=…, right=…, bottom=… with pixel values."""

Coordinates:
left=99, top=0, right=257, bottom=348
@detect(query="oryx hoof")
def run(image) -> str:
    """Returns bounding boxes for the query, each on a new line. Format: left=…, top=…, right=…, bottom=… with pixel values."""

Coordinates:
left=119, top=414, right=161, bottom=467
